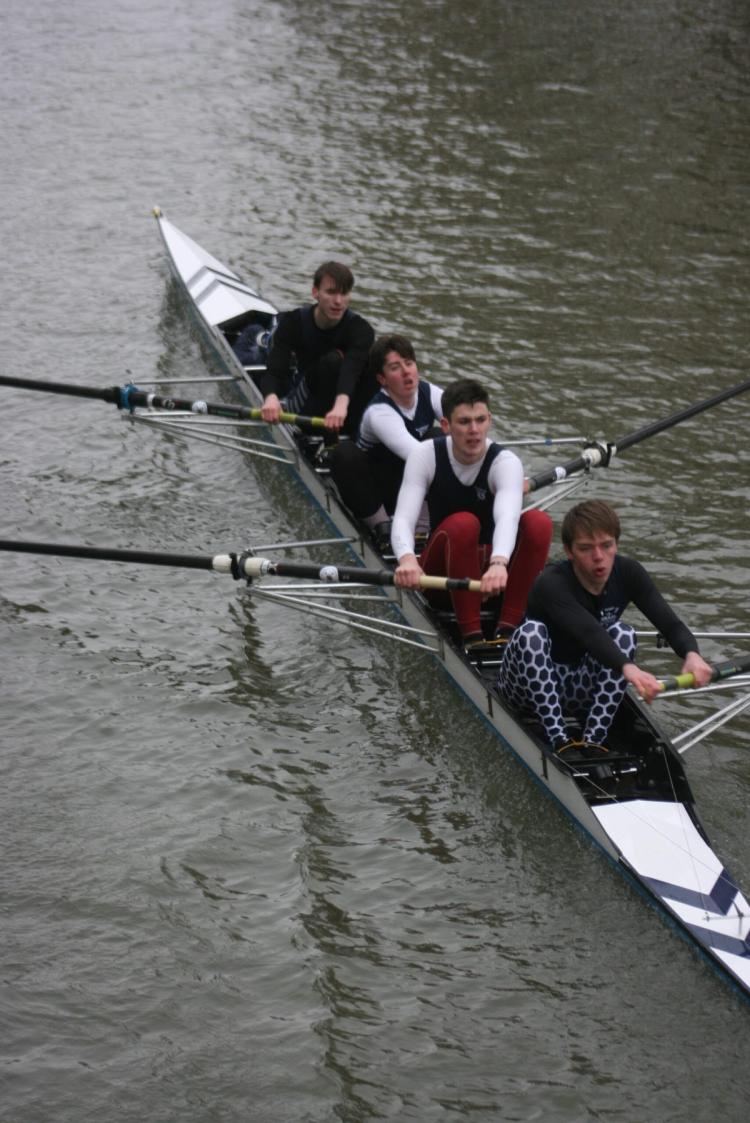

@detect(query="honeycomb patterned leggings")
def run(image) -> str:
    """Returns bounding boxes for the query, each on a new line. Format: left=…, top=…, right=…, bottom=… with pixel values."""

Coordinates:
left=496, top=619, right=636, bottom=748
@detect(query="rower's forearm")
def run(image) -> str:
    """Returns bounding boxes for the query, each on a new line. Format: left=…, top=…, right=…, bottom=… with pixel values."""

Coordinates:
left=390, top=516, right=416, bottom=561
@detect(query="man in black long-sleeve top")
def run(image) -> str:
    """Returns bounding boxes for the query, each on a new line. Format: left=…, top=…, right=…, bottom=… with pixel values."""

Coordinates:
left=497, top=499, right=712, bottom=754
left=259, top=261, right=375, bottom=436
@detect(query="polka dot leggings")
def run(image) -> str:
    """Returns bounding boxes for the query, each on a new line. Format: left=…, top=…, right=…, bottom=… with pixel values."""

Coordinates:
left=496, top=619, right=636, bottom=748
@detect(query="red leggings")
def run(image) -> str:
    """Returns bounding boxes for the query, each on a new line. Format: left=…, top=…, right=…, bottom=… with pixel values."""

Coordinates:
left=419, top=509, right=553, bottom=637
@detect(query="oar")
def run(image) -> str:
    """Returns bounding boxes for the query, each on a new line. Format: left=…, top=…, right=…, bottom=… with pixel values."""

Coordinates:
left=0, top=374, right=326, bottom=430
left=0, top=539, right=482, bottom=594
left=527, top=376, right=750, bottom=492
left=657, top=653, right=750, bottom=693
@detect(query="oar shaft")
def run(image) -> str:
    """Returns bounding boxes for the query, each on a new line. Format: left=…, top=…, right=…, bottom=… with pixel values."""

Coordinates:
left=138, top=391, right=325, bottom=430
left=0, top=541, right=482, bottom=593
left=0, top=539, right=216, bottom=571
left=239, top=555, right=482, bottom=593
left=0, top=373, right=120, bottom=404
left=616, top=378, right=750, bottom=455
left=527, top=377, right=750, bottom=492
left=526, top=445, right=605, bottom=493
left=0, top=374, right=326, bottom=429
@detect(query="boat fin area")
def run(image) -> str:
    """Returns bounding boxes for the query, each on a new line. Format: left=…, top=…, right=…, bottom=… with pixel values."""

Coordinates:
left=594, top=800, right=750, bottom=991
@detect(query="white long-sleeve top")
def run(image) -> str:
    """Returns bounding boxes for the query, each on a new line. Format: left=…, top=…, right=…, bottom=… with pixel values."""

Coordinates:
left=357, top=380, right=444, bottom=460
left=391, top=437, right=524, bottom=561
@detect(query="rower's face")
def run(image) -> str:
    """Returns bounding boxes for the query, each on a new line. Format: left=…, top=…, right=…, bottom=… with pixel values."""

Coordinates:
left=441, top=401, right=491, bottom=463
left=312, top=276, right=350, bottom=326
left=565, top=530, right=618, bottom=593
left=377, top=350, right=420, bottom=407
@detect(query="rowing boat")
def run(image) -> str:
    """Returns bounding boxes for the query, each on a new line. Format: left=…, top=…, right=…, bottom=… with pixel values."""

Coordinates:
left=139, top=212, right=750, bottom=997
left=5, top=208, right=736, bottom=1001
left=1, top=212, right=746, bottom=999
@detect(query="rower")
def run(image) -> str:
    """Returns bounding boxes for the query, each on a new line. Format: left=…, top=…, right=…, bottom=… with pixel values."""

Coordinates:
left=329, top=334, right=443, bottom=552
left=496, top=499, right=713, bottom=754
left=391, top=378, right=553, bottom=649
left=259, top=261, right=376, bottom=437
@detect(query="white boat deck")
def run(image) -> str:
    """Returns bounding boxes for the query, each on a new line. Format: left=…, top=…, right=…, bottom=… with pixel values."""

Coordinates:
left=594, top=799, right=750, bottom=992
left=157, top=214, right=276, bottom=328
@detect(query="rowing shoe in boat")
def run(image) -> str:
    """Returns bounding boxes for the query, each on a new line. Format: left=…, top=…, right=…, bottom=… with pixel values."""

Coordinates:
left=151, top=209, right=750, bottom=1001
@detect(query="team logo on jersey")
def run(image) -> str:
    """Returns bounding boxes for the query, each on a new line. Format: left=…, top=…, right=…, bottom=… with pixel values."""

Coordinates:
left=475, top=487, right=488, bottom=501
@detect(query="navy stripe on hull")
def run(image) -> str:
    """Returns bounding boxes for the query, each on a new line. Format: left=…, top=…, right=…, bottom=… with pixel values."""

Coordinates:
left=643, top=872, right=750, bottom=958
left=686, top=922, right=750, bottom=959
left=643, top=869, right=739, bottom=916
left=194, top=274, right=261, bottom=305
left=184, top=263, right=241, bottom=289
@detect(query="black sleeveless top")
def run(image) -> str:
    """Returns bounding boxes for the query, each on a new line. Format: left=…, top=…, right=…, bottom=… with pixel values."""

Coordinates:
left=426, top=437, right=503, bottom=545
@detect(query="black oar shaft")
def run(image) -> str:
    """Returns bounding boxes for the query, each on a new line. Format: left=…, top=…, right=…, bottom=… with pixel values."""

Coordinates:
left=710, top=653, right=750, bottom=682
left=238, top=556, right=481, bottom=592
left=615, top=378, right=750, bottom=455
left=527, top=377, right=750, bottom=492
left=240, top=556, right=391, bottom=584
left=0, top=374, right=121, bottom=404
left=0, top=541, right=481, bottom=592
left=0, top=374, right=324, bottom=429
left=0, top=539, right=215, bottom=571
left=526, top=446, right=603, bottom=493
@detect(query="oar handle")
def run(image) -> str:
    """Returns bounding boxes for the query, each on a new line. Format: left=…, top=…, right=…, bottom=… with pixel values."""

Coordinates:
left=275, top=410, right=326, bottom=429
left=418, top=574, right=482, bottom=594
left=656, top=653, right=750, bottom=693
left=656, top=671, right=700, bottom=692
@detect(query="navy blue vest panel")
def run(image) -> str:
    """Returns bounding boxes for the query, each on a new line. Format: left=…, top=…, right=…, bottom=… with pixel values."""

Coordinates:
left=375, top=381, right=437, bottom=441
left=426, top=438, right=502, bottom=545
left=359, top=381, right=439, bottom=452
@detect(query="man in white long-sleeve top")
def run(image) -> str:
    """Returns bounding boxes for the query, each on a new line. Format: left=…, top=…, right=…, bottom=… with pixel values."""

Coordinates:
left=330, top=334, right=443, bottom=551
left=391, top=378, right=552, bottom=648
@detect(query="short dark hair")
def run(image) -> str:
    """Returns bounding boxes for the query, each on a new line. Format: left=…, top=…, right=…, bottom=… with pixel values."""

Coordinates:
left=313, top=261, right=354, bottom=293
left=561, top=500, right=621, bottom=548
left=368, top=333, right=416, bottom=379
left=441, top=378, right=490, bottom=420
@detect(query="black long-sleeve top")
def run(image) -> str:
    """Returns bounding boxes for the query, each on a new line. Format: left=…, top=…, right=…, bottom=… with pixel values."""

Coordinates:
left=526, top=555, right=699, bottom=670
left=260, top=306, right=374, bottom=400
